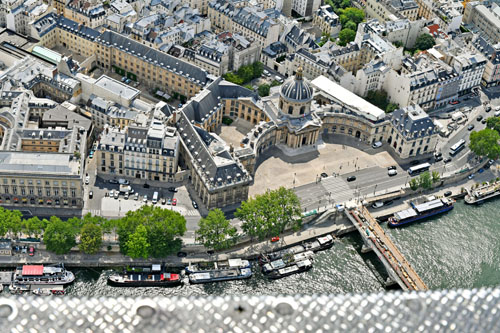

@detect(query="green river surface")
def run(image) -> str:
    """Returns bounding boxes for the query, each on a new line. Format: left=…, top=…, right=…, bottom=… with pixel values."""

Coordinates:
left=65, top=201, right=499, bottom=296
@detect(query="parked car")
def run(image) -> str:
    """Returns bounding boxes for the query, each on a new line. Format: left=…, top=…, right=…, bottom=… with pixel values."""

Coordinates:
left=388, top=169, right=397, bottom=176
left=477, top=115, right=483, bottom=122
left=434, top=155, right=443, bottom=162
left=134, top=193, right=139, bottom=200
left=489, top=159, right=496, bottom=165
left=371, top=201, right=384, bottom=209
left=387, top=165, right=397, bottom=171
left=109, top=190, right=114, bottom=197
left=172, top=198, right=177, bottom=206
left=192, top=200, right=198, bottom=209
left=124, top=192, right=129, bottom=200
left=85, top=175, right=90, bottom=185
left=478, top=168, right=485, bottom=173
left=167, top=198, right=172, bottom=205
left=118, top=179, right=130, bottom=185
left=321, top=172, right=328, bottom=178
left=486, top=105, right=492, bottom=112
left=143, top=183, right=150, bottom=188
left=467, top=124, right=475, bottom=131
left=271, top=236, right=280, bottom=242
left=89, top=152, right=93, bottom=159
left=28, top=246, right=35, bottom=256
left=143, top=195, right=148, bottom=202
left=89, top=191, right=93, bottom=199
left=449, top=100, right=459, bottom=105
left=468, top=174, right=475, bottom=180
left=114, top=191, right=119, bottom=199
left=168, top=187, right=178, bottom=192
left=444, top=191, right=453, bottom=197
left=125, top=78, right=131, bottom=84
left=177, top=251, right=187, bottom=258
left=372, top=141, right=382, bottom=148
left=481, top=119, right=487, bottom=124
left=109, top=179, right=119, bottom=184
left=347, top=176, right=356, bottom=182
left=444, top=157, right=452, bottom=164
left=161, top=198, right=166, bottom=205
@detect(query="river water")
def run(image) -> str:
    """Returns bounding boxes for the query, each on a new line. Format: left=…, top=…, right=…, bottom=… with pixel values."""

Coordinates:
left=66, top=201, right=499, bottom=296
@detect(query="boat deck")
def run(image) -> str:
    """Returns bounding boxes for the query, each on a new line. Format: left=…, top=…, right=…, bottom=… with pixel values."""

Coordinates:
left=0, top=271, right=13, bottom=285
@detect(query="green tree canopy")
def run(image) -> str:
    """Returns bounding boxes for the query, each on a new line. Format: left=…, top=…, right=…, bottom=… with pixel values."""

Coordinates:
left=117, top=206, right=186, bottom=258
left=418, top=171, right=432, bottom=190
left=414, top=34, right=435, bottom=51
left=236, top=187, right=301, bottom=240
left=252, top=61, right=264, bottom=78
left=469, top=128, right=500, bottom=160
left=340, top=7, right=365, bottom=25
left=22, top=216, right=45, bottom=238
left=409, top=178, right=419, bottom=191
left=79, top=223, right=103, bottom=255
left=344, top=21, right=357, bottom=31
left=196, top=209, right=237, bottom=251
left=431, top=171, right=440, bottom=184
left=126, top=224, right=150, bottom=259
left=486, top=116, right=500, bottom=134
left=43, top=216, right=77, bottom=255
left=338, top=28, right=356, bottom=46
left=0, top=207, right=22, bottom=238
left=258, top=84, right=270, bottom=97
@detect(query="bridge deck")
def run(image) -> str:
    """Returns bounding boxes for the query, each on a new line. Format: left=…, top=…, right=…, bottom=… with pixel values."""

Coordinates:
left=349, top=207, right=428, bottom=291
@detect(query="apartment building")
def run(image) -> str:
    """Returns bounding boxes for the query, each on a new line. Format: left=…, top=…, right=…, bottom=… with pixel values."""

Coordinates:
left=63, top=0, right=107, bottom=29
left=471, top=36, right=500, bottom=87
left=313, top=5, right=341, bottom=37
left=365, top=0, right=418, bottom=23
left=452, top=53, right=487, bottom=95
left=463, top=3, right=500, bottom=43
left=387, top=104, right=438, bottom=159
left=292, top=0, right=321, bottom=17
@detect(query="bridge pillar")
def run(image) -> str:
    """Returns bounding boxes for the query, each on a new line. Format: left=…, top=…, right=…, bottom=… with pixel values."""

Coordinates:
left=361, top=243, right=372, bottom=253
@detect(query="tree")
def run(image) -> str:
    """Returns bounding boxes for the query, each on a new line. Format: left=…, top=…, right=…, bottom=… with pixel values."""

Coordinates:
left=196, top=209, right=237, bottom=251
left=469, top=128, right=500, bottom=160
left=418, top=171, right=432, bottom=190
left=237, top=66, right=254, bottom=83
left=0, top=207, right=21, bottom=238
left=341, top=8, right=365, bottom=25
left=252, top=62, right=264, bottom=78
left=22, top=217, right=45, bottom=239
left=386, top=103, right=399, bottom=113
left=409, top=178, right=419, bottom=191
left=126, top=225, right=150, bottom=259
left=270, top=80, right=281, bottom=87
left=236, top=187, right=301, bottom=240
left=414, top=34, right=435, bottom=51
left=79, top=223, right=102, bottom=254
left=338, top=29, right=356, bottom=46
left=43, top=216, right=77, bottom=255
left=117, top=206, right=186, bottom=258
left=486, top=116, right=500, bottom=134
left=344, top=21, right=357, bottom=31
left=258, top=84, right=270, bottom=97
left=431, top=171, right=441, bottom=184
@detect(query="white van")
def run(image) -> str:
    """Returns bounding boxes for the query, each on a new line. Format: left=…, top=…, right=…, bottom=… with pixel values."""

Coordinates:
left=372, top=141, right=382, bottom=148
left=152, top=191, right=159, bottom=204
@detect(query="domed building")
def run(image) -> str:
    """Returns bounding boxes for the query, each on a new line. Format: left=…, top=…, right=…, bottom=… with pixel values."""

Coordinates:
left=279, top=67, right=313, bottom=117
left=275, top=67, right=322, bottom=149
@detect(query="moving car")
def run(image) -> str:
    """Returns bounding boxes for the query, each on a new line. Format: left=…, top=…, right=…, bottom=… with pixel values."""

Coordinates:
left=434, top=155, right=443, bottom=162
left=467, top=124, right=475, bottom=131
left=468, top=174, right=475, bottom=179
left=388, top=169, right=397, bottom=176
left=124, top=192, right=129, bottom=200
left=271, top=236, right=280, bottom=242
left=372, top=141, right=382, bottom=148
left=161, top=198, right=166, bottom=205
left=476, top=115, right=483, bottom=122
left=114, top=191, right=119, bottom=199
left=172, top=198, right=177, bottom=206
left=192, top=201, right=198, bottom=209
left=444, top=157, right=452, bottom=163
left=449, top=100, right=459, bottom=105
left=371, top=201, right=384, bottom=209
left=168, top=187, right=178, bottom=192
left=134, top=193, right=139, bottom=200
left=387, top=166, right=397, bottom=171
left=347, top=176, right=356, bottom=182
left=109, top=190, right=114, bottom=197
left=321, top=172, right=328, bottom=178
left=118, top=179, right=130, bottom=185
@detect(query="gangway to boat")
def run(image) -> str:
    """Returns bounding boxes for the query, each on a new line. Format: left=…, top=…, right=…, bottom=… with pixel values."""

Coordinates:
left=345, top=206, right=428, bottom=291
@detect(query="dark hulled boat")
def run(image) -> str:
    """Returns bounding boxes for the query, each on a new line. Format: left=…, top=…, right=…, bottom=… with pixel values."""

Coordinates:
left=388, top=198, right=454, bottom=228
left=108, top=264, right=182, bottom=287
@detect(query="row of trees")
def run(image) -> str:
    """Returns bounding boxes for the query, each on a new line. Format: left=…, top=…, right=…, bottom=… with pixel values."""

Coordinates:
left=223, top=62, right=264, bottom=86
left=409, top=171, right=441, bottom=191
left=196, top=187, right=302, bottom=251
left=0, top=206, right=186, bottom=258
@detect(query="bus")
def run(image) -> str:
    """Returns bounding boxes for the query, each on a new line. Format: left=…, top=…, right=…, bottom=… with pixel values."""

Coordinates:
left=449, top=139, right=466, bottom=156
left=408, top=163, right=431, bottom=175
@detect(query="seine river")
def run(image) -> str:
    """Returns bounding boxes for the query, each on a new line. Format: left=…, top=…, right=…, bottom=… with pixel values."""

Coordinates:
left=66, top=201, right=500, bottom=297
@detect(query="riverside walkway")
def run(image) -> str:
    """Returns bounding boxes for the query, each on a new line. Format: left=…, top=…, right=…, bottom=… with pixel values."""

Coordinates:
left=346, top=206, right=428, bottom=291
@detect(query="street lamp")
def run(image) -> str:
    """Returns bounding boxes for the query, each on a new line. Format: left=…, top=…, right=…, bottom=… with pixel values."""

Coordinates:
left=373, top=184, right=378, bottom=195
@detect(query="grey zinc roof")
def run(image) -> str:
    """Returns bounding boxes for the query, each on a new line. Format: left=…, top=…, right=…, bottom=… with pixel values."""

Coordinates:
left=391, top=105, right=436, bottom=139
left=97, top=30, right=210, bottom=85
left=280, top=75, right=313, bottom=102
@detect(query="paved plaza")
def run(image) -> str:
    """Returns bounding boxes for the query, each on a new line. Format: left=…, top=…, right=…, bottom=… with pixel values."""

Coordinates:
left=217, top=118, right=254, bottom=148
left=249, top=134, right=398, bottom=197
